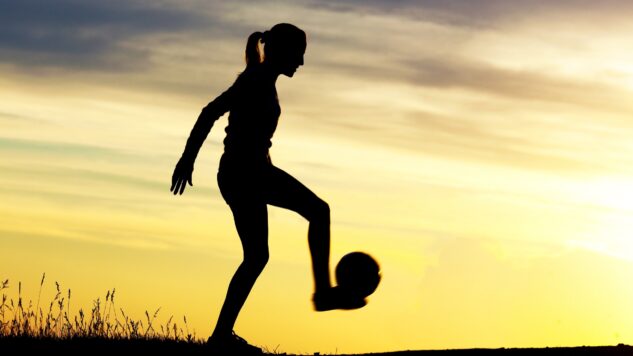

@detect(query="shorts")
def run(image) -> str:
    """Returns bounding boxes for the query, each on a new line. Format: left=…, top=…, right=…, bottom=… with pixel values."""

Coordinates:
left=216, top=151, right=325, bottom=219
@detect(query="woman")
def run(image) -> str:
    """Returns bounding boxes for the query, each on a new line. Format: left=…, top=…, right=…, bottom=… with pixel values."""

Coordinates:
left=170, top=23, right=365, bottom=354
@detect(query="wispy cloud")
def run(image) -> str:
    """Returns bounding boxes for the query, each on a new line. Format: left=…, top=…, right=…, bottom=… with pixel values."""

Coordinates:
left=0, top=136, right=138, bottom=160
left=307, top=0, right=633, bottom=28
left=0, top=0, right=214, bottom=71
left=3, top=0, right=632, bottom=177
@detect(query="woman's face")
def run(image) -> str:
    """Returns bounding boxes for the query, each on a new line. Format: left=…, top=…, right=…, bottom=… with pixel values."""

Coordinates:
left=269, top=40, right=306, bottom=77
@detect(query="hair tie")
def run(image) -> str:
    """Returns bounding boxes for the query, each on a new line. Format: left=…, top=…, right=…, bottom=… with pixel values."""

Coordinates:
left=261, top=30, right=270, bottom=43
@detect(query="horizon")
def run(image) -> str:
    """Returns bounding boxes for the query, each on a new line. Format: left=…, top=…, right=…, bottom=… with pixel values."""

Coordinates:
left=1, top=0, right=633, bottom=354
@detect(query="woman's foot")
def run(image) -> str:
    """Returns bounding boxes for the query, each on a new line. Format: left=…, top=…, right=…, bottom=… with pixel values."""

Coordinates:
left=312, top=286, right=367, bottom=311
left=206, top=330, right=263, bottom=354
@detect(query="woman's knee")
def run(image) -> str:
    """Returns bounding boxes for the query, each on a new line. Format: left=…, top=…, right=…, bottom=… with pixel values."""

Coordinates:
left=243, top=248, right=269, bottom=271
left=308, top=198, right=330, bottom=223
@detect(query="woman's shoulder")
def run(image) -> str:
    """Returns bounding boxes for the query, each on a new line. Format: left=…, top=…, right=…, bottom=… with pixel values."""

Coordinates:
left=236, top=66, right=268, bottom=82
left=231, top=66, right=269, bottom=93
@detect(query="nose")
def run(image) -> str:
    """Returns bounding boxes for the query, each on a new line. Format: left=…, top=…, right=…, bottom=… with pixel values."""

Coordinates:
left=298, top=55, right=304, bottom=66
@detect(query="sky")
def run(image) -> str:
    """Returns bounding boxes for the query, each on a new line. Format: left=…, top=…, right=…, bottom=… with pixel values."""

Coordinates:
left=1, top=0, right=633, bottom=353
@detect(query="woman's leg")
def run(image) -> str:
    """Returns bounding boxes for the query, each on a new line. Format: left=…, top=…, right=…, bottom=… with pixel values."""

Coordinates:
left=264, top=166, right=366, bottom=311
left=264, top=166, right=332, bottom=294
left=211, top=201, right=269, bottom=339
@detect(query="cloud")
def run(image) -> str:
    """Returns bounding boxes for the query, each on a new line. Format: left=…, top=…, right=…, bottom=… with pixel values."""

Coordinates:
left=0, top=136, right=137, bottom=160
left=0, top=227, right=180, bottom=252
left=290, top=60, right=633, bottom=175
left=3, top=0, right=632, bottom=178
left=307, top=0, right=502, bottom=29
left=0, top=110, right=52, bottom=124
left=0, top=0, right=214, bottom=71
left=307, top=0, right=633, bottom=29
left=0, top=135, right=222, bottom=210
left=399, top=57, right=633, bottom=111
left=399, top=111, right=597, bottom=174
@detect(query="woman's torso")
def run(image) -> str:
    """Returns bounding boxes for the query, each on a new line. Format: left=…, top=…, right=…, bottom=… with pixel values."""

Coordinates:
left=222, top=67, right=281, bottom=162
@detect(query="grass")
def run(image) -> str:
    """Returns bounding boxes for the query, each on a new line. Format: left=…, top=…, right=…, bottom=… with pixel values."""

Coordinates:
left=1, top=275, right=631, bottom=355
left=0, top=274, right=295, bottom=354
left=0, top=273, right=198, bottom=343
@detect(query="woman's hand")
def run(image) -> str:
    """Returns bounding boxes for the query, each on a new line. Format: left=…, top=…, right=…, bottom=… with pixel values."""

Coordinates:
left=170, top=157, right=194, bottom=195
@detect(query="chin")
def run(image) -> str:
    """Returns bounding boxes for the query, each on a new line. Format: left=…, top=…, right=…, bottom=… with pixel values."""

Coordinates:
left=283, top=68, right=297, bottom=77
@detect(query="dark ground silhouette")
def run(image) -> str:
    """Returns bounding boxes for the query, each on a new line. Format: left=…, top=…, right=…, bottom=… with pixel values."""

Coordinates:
left=1, top=337, right=631, bottom=356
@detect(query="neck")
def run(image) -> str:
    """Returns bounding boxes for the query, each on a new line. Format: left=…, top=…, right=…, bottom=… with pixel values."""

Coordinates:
left=260, top=61, right=281, bottom=84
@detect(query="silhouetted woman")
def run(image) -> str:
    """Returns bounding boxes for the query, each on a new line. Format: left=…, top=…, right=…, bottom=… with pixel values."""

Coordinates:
left=171, top=23, right=364, bottom=354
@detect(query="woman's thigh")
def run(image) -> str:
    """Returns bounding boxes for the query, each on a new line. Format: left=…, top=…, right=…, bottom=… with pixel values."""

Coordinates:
left=217, top=154, right=269, bottom=205
left=263, top=166, right=327, bottom=220
left=228, top=201, right=269, bottom=257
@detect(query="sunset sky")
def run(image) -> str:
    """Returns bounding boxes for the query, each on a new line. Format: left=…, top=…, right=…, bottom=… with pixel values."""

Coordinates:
left=2, top=0, right=633, bottom=353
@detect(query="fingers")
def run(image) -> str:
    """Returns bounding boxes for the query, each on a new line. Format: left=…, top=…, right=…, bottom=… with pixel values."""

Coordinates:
left=170, top=163, right=193, bottom=195
left=179, top=178, right=186, bottom=195
left=170, top=179, right=180, bottom=195
left=170, top=175, right=186, bottom=195
left=170, top=175, right=177, bottom=193
left=171, top=165, right=181, bottom=194
left=171, top=170, right=181, bottom=194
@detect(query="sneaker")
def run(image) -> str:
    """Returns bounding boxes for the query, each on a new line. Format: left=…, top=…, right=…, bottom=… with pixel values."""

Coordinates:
left=206, top=330, right=263, bottom=355
left=312, top=286, right=367, bottom=312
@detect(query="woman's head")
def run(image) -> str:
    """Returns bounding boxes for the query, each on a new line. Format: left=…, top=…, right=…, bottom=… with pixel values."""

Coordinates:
left=245, top=23, right=306, bottom=77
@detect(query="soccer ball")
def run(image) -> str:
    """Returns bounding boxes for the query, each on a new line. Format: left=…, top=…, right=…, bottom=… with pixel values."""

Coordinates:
left=335, top=252, right=381, bottom=298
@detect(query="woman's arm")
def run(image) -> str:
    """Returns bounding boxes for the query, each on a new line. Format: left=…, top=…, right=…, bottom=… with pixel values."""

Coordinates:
left=180, top=86, right=234, bottom=162
left=171, top=86, right=234, bottom=195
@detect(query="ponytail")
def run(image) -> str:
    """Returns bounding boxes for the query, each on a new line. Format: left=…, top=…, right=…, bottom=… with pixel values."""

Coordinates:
left=245, top=31, right=263, bottom=68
